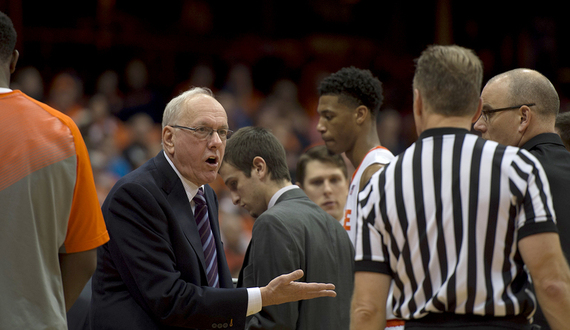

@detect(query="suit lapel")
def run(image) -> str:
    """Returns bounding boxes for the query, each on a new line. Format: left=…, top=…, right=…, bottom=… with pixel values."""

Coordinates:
left=154, top=152, right=208, bottom=272
left=237, top=242, right=252, bottom=288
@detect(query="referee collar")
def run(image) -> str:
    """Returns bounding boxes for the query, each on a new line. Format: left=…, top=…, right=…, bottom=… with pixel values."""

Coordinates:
left=419, top=127, right=470, bottom=140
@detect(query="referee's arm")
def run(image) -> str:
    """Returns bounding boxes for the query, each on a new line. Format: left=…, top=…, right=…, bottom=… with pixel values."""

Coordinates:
left=519, top=232, right=570, bottom=330
left=350, top=270, right=391, bottom=330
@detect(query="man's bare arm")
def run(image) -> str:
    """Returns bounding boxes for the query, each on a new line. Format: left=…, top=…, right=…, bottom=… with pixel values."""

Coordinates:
left=359, top=163, right=386, bottom=191
left=519, top=232, right=570, bottom=330
left=260, top=269, right=336, bottom=307
left=350, top=271, right=391, bottom=330
left=59, top=249, right=97, bottom=311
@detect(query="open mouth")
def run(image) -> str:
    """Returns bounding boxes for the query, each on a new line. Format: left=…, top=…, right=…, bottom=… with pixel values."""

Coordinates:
left=206, top=156, right=218, bottom=165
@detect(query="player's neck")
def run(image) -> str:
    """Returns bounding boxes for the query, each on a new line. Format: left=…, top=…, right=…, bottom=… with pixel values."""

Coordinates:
left=348, top=134, right=382, bottom=168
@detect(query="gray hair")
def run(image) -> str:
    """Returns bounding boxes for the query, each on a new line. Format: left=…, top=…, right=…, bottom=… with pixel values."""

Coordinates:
left=162, top=87, right=213, bottom=129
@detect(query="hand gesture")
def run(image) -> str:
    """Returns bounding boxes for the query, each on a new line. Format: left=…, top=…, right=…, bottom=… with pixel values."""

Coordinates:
left=260, top=269, right=336, bottom=307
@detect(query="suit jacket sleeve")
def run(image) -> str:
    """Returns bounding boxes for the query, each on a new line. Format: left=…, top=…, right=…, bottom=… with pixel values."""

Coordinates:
left=104, top=180, right=248, bottom=329
left=242, top=214, right=301, bottom=330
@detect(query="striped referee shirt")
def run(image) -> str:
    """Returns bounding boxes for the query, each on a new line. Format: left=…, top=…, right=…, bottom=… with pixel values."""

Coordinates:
left=355, top=127, right=557, bottom=321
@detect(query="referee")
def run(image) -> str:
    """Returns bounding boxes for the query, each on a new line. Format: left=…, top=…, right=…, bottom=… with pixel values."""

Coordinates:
left=350, top=45, right=570, bottom=330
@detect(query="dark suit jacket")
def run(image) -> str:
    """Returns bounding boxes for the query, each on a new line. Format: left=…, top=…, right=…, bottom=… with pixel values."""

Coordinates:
left=238, top=188, right=354, bottom=330
left=91, top=151, right=248, bottom=329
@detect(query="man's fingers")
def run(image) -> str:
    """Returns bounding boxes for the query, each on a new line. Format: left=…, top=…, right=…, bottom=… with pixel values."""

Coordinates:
left=262, top=271, right=337, bottom=307
left=294, top=282, right=336, bottom=300
left=303, top=289, right=337, bottom=299
left=304, top=283, right=335, bottom=291
left=281, top=269, right=304, bottom=282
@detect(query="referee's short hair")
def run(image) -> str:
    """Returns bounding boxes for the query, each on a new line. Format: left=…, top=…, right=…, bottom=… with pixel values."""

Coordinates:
left=413, top=45, right=483, bottom=117
left=224, top=126, right=291, bottom=182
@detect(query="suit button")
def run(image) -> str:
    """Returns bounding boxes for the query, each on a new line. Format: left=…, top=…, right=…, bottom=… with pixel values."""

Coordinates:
left=212, top=324, right=217, bottom=328
left=223, top=323, right=228, bottom=328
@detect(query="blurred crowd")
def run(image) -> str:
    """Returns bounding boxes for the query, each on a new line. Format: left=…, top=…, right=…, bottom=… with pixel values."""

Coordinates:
left=8, top=58, right=413, bottom=276
left=10, top=49, right=570, bottom=276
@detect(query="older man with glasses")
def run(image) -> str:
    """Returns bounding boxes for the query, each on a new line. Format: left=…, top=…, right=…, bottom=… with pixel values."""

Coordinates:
left=474, top=68, right=570, bottom=330
left=90, top=87, right=337, bottom=330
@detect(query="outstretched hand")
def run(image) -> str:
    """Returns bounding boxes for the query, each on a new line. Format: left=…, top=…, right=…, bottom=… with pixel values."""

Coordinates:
left=260, top=269, right=336, bottom=307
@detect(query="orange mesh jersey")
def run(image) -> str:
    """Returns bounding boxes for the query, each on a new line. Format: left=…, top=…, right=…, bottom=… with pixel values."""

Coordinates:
left=0, top=90, right=109, bottom=329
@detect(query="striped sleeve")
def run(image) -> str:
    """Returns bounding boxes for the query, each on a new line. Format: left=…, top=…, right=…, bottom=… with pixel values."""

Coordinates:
left=355, top=167, right=392, bottom=275
left=511, top=149, right=557, bottom=240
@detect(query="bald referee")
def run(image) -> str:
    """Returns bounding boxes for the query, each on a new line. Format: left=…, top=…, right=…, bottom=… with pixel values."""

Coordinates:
left=350, top=45, right=570, bottom=330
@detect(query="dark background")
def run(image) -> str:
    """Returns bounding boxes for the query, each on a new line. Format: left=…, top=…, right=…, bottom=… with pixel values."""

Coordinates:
left=3, top=0, right=569, bottom=278
left=3, top=0, right=569, bottom=111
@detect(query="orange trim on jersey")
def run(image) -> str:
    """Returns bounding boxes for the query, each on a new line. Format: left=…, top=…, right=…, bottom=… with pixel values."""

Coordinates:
left=386, top=319, right=405, bottom=327
left=351, top=146, right=390, bottom=182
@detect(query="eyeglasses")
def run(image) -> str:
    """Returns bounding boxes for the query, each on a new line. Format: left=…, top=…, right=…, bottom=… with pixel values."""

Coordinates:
left=479, top=103, right=535, bottom=122
left=170, top=125, right=233, bottom=140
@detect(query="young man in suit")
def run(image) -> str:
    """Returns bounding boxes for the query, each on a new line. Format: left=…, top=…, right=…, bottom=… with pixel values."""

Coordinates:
left=90, top=87, right=336, bottom=330
left=219, top=126, right=354, bottom=330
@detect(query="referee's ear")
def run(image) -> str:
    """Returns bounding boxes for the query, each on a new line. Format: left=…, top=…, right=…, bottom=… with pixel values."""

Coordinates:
left=413, top=89, right=422, bottom=117
left=518, top=105, right=532, bottom=133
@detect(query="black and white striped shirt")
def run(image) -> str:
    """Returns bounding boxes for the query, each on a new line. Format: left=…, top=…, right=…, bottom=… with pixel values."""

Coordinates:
left=355, top=127, right=557, bottom=321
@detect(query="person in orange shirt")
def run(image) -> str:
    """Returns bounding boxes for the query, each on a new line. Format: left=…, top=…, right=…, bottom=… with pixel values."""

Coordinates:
left=0, top=11, right=110, bottom=329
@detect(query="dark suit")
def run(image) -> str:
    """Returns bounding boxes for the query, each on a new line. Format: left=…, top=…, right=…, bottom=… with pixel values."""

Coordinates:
left=91, top=151, right=248, bottom=330
left=238, top=187, right=354, bottom=330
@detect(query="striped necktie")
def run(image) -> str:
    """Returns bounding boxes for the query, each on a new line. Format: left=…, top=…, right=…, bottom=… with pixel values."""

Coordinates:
left=193, top=188, right=220, bottom=288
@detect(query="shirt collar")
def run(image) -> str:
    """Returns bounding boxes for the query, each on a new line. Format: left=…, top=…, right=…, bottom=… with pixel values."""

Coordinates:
left=418, top=127, right=471, bottom=140
left=163, top=150, right=201, bottom=201
left=267, top=185, right=299, bottom=210
left=521, top=132, right=565, bottom=151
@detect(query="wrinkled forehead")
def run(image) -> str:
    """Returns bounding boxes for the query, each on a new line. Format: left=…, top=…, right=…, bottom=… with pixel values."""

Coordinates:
left=181, top=94, right=228, bottom=126
left=481, top=78, right=512, bottom=108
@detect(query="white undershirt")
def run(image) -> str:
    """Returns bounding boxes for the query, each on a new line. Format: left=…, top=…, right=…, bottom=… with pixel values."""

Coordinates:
left=164, top=151, right=262, bottom=316
left=0, top=88, right=13, bottom=93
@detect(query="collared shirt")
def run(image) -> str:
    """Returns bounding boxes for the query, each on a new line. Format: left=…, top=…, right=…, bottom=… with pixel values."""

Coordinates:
left=520, top=132, right=570, bottom=329
left=163, top=151, right=200, bottom=210
left=268, top=185, right=299, bottom=209
left=521, top=133, right=570, bottom=267
left=163, top=151, right=262, bottom=316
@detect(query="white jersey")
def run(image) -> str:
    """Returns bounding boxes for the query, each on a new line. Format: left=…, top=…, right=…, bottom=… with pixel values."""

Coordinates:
left=343, top=146, right=401, bottom=329
left=343, top=146, right=394, bottom=245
